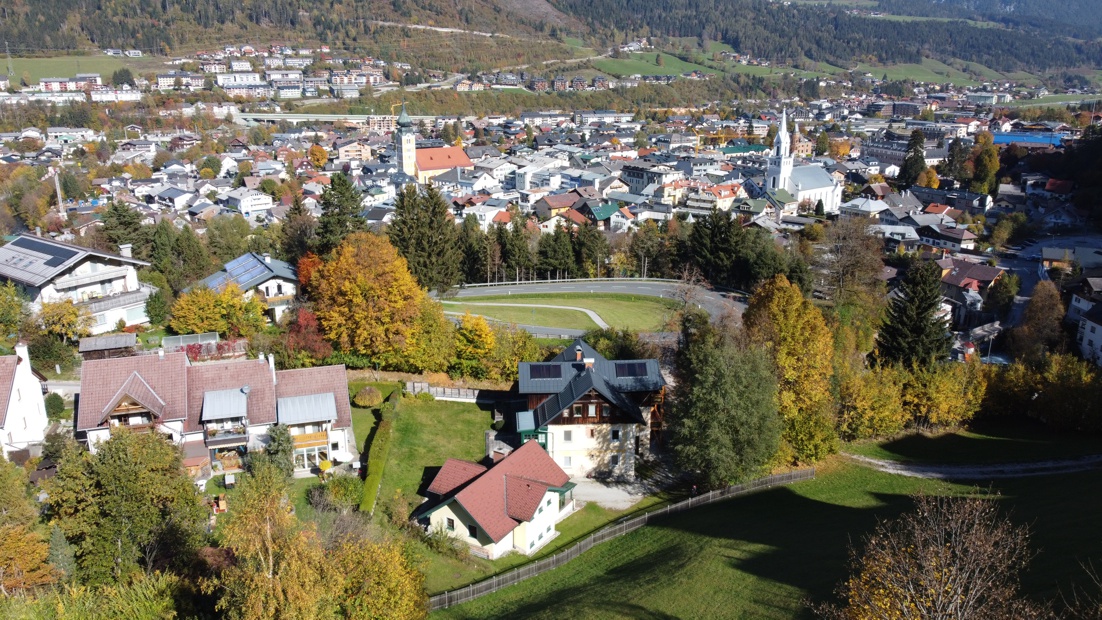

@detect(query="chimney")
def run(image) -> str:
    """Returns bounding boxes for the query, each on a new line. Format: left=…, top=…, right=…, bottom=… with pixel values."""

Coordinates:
left=34, top=226, right=41, bottom=237
left=583, top=357, right=595, bottom=369
left=14, top=342, right=28, bottom=367
left=262, top=252, right=271, bottom=264
left=118, top=243, right=133, bottom=258
left=157, top=348, right=164, bottom=360
left=268, top=353, right=277, bottom=385
left=575, top=345, right=582, bottom=362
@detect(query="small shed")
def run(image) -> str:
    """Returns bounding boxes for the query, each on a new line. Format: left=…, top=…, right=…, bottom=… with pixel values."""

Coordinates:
left=78, top=333, right=138, bottom=360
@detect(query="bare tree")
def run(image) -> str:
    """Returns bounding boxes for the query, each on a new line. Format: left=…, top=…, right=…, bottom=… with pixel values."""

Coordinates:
left=815, top=494, right=1054, bottom=620
left=815, top=217, right=883, bottom=303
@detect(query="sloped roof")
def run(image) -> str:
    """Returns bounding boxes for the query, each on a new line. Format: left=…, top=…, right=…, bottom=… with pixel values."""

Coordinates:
left=0, top=234, right=148, bottom=288
left=77, top=353, right=190, bottom=431
left=415, top=146, right=473, bottom=172
left=274, top=365, right=353, bottom=432
left=0, top=356, right=18, bottom=428
left=427, top=458, right=487, bottom=495
left=186, top=359, right=276, bottom=432
left=199, top=252, right=297, bottom=293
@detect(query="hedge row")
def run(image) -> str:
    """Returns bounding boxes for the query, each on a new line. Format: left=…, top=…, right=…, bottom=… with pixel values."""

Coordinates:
left=358, top=390, right=403, bottom=514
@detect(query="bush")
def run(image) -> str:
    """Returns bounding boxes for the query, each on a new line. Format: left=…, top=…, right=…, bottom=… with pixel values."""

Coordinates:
left=44, top=393, right=66, bottom=419
left=353, top=386, right=383, bottom=409
left=415, top=391, right=434, bottom=402
left=28, top=334, right=77, bottom=376
left=326, top=474, right=364, bottom=514
left=359, top=420, right=394, bottom=514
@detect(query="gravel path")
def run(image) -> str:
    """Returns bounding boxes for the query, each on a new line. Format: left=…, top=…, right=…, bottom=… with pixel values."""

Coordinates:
left=845, top=453, right=1102, bottom=480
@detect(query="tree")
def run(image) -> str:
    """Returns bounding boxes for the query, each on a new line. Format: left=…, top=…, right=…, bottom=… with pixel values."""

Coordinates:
left=205, top=214, right=252, bottom=264
left=836, top=366, right=907, bottom=440
left=400, top=298, right=455, bottom=374
left=260, top=424, right=295, bottom=478
left=915, top=167, right=940, bottom=188
left=0, top=282, right=27, bottom=342
left=897, top=129, right=927, bottom=187
left=537, top=225, right=575, bottom=278
left=111, top=68, right=135, bottom=86
left=45, top=430, right=206, bottom=584
left=0, top=457, right=37, bottom=528
left=669, top=311, right=780, bottom=488
left=815, top=131, right=829, bottom=156
left=100, top=202, right=144, bottom=252
left=572, top=223, right=609, bottom=278
left=943, top=137, right=971, bottom=182
left=656, top=53, right=664, bottom=66
left=38, top=300, right=93, bottom=342
left=388, top=183, right=461, bottom=293
left=0, top=524, right=56, bottom=595
left=281, top=194, right=317, bottom=264
left=1008, top=279, right=1065, bottom=365
left=745, top=275, right=837, bottom=463
left=315, top=173, right=366, bottom=255
left=312, top=233, right=425, bottom=366
left=902, top=359, right=986, bottom=428
left=332, top=541, right=427, bottom=620
left=169, top=284, right=265, bottom=338
left=971, top=135, right=1000, bottom=195
left=875, top=262, right=951, bottom=368
left=816, top=495, right=1045, bottom=620
left=452, top=312, right=495, bottom=378
left=170, top=226, right=212, bottom=292
left=307, top=144, right=328, bottom=169
left=145, top=289, right=171, bottom=325
left=203, top=460, right=331, bottom=620
left=984, top=273, right=1020, bottom=317
left=817, top=217, right=883, bottom=304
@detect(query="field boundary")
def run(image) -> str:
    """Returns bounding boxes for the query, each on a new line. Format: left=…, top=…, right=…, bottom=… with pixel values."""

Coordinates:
left=428, top=468, right=815, bottom=610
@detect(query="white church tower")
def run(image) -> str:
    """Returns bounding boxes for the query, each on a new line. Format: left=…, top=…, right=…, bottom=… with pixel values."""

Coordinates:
left=767, top=109, right=793, bottom=192
left=395, top=103, right=416, bottom=177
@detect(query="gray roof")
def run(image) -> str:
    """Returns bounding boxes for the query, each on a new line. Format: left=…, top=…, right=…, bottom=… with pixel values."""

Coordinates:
left=78, top=333, right=138, bottom=353
left=788, top=165, right=837, bottom=191
left=202, top=388, right=249, bottom=421
left=0, top=234, right=148, bottom=288
left=277, top=393, right=337, bottom=425
left=199, top=252, right=297, bottom=293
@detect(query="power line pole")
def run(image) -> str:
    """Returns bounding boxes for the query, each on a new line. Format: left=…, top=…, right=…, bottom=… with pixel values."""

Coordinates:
left=5, top=42, right=13, bottom=78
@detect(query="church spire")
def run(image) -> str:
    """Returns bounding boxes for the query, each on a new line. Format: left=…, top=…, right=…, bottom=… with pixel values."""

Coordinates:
left=774, top=109, right=790, bottom=158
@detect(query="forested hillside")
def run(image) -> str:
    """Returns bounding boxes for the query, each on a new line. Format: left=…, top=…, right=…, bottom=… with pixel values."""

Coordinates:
left=876, top=0, right=1102, bottom=38
left=551, top=0, right=1102, bottom=73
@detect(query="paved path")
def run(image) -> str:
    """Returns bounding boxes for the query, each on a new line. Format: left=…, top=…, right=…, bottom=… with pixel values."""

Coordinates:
left=442, top=300, right=610, bottom=329
left=845, top=453, right=1102, bottom=480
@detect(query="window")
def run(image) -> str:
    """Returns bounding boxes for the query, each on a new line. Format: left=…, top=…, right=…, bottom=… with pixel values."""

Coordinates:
left=611, top=429, right=621, bottom=442
left=572, top=405, right=582, bottom=418
left=588, top=404, right=596, bottom=417
left=468, top=525, right=478, bottom=539
left=547, top=525, right=552, bottom=533
left=331, top=442, right=339, bottom=450
left=564, top=430, right=573, bottom=443
left=546, top=498, right=552, bottom=507
left=1093, top=326, right=1097, bottom=334
left=601, top=404, right=610, bottom=418
left=538, top=506, right=543, bottom=514
left=563, top=456, right=572, bottom=467
left=446, top=518, right=455, bottom=531
left=588, top=428, right=596, bottom=439
left=610, top=454, right=620, bottom=467
left=538, top=532, right=543, bottom=541
left=529, top=541, right=534, bottom=549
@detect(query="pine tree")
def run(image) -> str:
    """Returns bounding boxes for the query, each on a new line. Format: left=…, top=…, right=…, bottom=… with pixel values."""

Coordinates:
left=898, top=129, right=928, bottom=187
left=315, top=173, right=366, bottom=256
left=281, top=193, right=317, bottom=264
left=875, top=262, right=951, bottom=368
left=388, top=184, right=460, bottom=293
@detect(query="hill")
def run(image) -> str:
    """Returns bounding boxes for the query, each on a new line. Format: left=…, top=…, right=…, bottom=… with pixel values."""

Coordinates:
left=876, top=0, right=1102, bottom=38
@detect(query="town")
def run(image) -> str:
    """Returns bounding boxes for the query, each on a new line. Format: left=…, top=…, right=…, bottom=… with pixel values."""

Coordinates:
left=2, top=27, right=1102, bottom=620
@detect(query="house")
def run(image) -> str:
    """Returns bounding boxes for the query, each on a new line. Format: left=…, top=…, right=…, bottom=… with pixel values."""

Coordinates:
left=514, top=339, right=665, bottom=479
left=0, top=235, right=154, bottom=334
left=413, top=146, right=474, bottom=184
left=1068, top=278, right=1102, bottom=323
left=414, top=440, right=575, bottom=559
left=75, top=352, right=354, bottom=475
left=1076, top=305, right=1102, bottom=367
left=197, top=253, right=298, bottom=322
left=221, top=187, right=274, bottom=221
left=918, top=225, right=977, bottom=252
left=839, top=197, right=888, bottom=219
left=0, top=344, right=49, bottom=459
left=79, top=333, right=138, bottom=360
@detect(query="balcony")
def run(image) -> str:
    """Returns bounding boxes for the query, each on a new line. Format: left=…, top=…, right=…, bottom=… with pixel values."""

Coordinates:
left=257, top=291, right=295, bottom=305
left=292, top=431, right=328, bottom=449
left=78, top=285, right=156, bottom=314
left=54, top=266, right=132, bottom=290
left=206, top=425, right=249, bottom=448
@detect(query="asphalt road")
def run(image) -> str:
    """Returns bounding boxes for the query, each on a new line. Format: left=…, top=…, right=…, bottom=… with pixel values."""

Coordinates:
left=990, top=232, right=1102, bottom=327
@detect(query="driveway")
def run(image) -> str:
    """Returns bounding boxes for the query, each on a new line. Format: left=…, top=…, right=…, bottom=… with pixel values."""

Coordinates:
left=570, top=477, right=654, bottom=511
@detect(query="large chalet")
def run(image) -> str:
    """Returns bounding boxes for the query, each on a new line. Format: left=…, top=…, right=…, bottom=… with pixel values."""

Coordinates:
left=514, top=339, right=665, bottom=479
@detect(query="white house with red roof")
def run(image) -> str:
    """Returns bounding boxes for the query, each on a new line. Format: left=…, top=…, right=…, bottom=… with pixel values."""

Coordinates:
left=75, top=352, right=353, bottom=475
left=0, top=344, right=49, bottom=459
left=415, top=441, right=576, bottom=559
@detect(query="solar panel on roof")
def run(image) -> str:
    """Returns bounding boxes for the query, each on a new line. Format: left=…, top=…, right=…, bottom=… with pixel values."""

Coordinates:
left=11, top=237, right=77, bottom=267
left=529, top=364, right=562, bottom=379
left=614, top=362, right=648, bottom=378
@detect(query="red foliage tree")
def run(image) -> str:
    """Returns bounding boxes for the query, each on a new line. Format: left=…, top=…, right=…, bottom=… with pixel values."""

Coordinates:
left=297, top=252, right=323, bottom=291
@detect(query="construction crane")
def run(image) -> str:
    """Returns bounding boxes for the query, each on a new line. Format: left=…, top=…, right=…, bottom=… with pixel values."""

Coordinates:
left=691, top=127, right=743, bottom=154
left=39, top=164, right=65, bottom=216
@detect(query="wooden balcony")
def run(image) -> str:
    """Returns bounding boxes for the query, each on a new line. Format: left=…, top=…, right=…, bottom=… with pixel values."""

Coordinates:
left=292, top=431, right=328, bottom=449
left=258, top=291, right=295, bottom=305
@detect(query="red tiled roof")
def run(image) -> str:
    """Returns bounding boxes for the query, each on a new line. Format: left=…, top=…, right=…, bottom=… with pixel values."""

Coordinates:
left=77, top=353, right=190, bottom=431
left=186, top=359, right=276, bottom=433
left=541, top=194, right=576, bottom=209
left=427, top=458, right=487, bottom=495
left=0, top=356, right=17, bottom=428
left=562, top=209, right=589, bottom=225
left=492, top=210, right=512, bottom=224
left=440, top=441, right=568, bottom=543
left=415, top=146, right=473, bottom=172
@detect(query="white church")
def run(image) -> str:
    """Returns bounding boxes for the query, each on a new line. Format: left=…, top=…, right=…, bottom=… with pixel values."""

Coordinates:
left=760, top=110, right=843, bottom=215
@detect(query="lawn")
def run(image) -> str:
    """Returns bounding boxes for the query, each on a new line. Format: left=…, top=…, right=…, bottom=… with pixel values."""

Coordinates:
left=853, top=59, right=984, bottom=86
left=846, top=417, right=1102, bottom=464
left=446, top=293, right=682, bottom=331
left=443, top=303, right=599, bottom=331
left=1005, top=94, right=1102, bottom=108
left=9, top=55, right=162, bottom=83
left=347, top=380, right=401, bottom=452
left=592, top=52, right=714, bottom=77
left=432, top=460, right=1102, bottom=618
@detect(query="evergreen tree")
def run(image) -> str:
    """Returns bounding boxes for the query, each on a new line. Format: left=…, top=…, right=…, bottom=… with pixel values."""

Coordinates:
left=572, top=223, right=610, bottom=277
left=315, top=173, right=366, bottom=256
left=944, top=138, right=970, bottom=181
left=389, top=184, right=461, bottom=293
left=898, top=129, right=928, bottom=187
left=170, top=226, right=211, bottom=293
left=815, top=131, right=830, bottom=156
left=497, top=221, right=534, bottom=281
left=537, top=225, right=574, bottom=278
left=875, top=262, right=951, bottom=367
left=458, top=215, right=489, bottom=284
left=100, top=202, right=144, bottom=253
left=281, top=193, right=317, bottom=264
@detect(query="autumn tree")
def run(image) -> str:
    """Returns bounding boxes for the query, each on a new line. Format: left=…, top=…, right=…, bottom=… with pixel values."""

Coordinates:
left=0, top=282, right=28, bottom=343
left=745, top=275, right=837, bottom=463
left=388, top=183, right=461, bottom=293
left=670, top=310, right=781, bottom=487
left=0, top=457, right=56, bottom=596
left=836, top=365, right=907, bottom=440
left=332, top=540, right=427, bottom=620
left=875, top=262, right=951, bottom=368
left=398, top=298, right=455, bottom=374
left=312, top=233, right=426, bottom=367
left=484, top=323, right=541, bottom=382
left=45, top=430, right=206, bottom=584
left=307, top=144, right=328, bottom=169
left=315, top=173, right=366, bottom=256
left=915, top=167, right=940, bottom=189
left=971, top=132, right=1000, bottom=195
left=452, top=312, right=496, bottom=378
left=1007, top=280, right=1065, bottom=365
left=169, top=283, right=266, bottom=338
left=37, top=300, right=93, bottom=342
left=817, top=217, right=884, bottom=304
left=816, top=494, right=1046, bottom=620
left=902, top=359, right=987, bottom=428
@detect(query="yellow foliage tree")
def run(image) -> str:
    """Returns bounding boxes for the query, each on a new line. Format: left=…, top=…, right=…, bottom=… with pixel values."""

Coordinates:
left=745, top=275, right=838, bottom=463
left=915, top=167, right=940, bottom=189
left=0, top=524, right=57, bottom=595
left=332, top=541, right=427, bottom=620
left=399, top=298, right=455, bottom=374
left=455, top=312, right=495, bottom=361
left=836, top=366, right=907, bottom=440
left=312, top=233, right=425, bottom=365
left=307, top=144, right=328, bottom=170
left=38, top=300, right=93, bottom=341
left=902, top=359, right=986, bottom=428
left=169, top=284, right=266, bottom=338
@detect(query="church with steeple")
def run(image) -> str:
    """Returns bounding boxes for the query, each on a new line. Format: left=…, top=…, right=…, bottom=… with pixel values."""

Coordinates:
left=395, top=103, right=417, bottom=177
left=392, top=102, right=473, bottom=184
left=755, top=109, right=843, bottom=215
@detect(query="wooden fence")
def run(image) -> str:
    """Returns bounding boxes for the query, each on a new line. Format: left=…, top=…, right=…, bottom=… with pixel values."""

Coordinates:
left=427, top=468, right=815, bottom=611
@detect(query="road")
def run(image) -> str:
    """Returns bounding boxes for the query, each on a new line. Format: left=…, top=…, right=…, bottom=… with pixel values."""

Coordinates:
left=990, top=232, right=1102, bottom=327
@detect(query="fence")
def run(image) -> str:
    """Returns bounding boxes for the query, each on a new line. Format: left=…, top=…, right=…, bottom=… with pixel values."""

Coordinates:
left=405, top=381, right=482, bottom=402
left=427, top=468, right=815, bottom=611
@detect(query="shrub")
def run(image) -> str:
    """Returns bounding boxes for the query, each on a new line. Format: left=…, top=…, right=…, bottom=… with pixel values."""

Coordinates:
left=44, top=393, right=66, bottom=419
left=415, top=391, right=435, bottom=402
left=353, top=386, right=383, bottom=409
left=115, top=318, right=127, bottom=332
left=359, top=419, right=394, bottom=514
left=326, top=475, right=363, bottom=515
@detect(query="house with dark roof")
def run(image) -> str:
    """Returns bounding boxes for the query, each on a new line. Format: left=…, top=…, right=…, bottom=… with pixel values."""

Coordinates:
left=414, top=440, right=575, bottom=559
left=0, top=234, right=153, bottom=334
left=0, top=344, right=48, bottom=460
left=514, top=339, right=665, bottom=479
left=197, top=252, right=298, bottom=321
left=76, top=352, right=353, bottom=475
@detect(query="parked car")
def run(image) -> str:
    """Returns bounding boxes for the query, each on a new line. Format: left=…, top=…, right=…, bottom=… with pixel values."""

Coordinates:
left=1026, top=253, right=1041, bottom=261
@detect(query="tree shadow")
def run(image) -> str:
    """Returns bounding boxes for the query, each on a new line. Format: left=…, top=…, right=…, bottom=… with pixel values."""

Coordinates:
left=873, top=416, right=1099, bottom=464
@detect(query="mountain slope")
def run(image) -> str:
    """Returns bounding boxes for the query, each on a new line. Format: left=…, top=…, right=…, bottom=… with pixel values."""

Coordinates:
left=876, top=0, right=1102, bottom=37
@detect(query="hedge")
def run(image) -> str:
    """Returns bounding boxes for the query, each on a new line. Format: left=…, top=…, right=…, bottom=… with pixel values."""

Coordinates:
left=359, top=391, right=403, bottom=514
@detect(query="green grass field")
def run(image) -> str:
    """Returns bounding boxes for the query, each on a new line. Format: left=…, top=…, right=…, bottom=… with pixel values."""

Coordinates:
left=854, top=58, right=985, bottom=86
left=446, top=293, right=681, bottom=331
left=592, top=52, right=714, bottom=77
left=9, top=55, right=163, bottom=83
left=348, top=381, right=401, bottom=452
left=1004, top=94, right=1102, bottom=108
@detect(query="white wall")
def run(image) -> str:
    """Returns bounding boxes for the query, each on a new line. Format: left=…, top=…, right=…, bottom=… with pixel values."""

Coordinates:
left=544, top=422, right=639, bottom=478
left=0, top=346, right=48, bottom=457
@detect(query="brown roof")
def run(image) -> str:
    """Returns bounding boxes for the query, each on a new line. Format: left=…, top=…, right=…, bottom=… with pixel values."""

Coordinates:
left=186, top=359, right=277, bottom=433
left=77, top=353, right=190, bottom=431
left=274, top=365, right=353, bottom=431
left=415, top=146, right=473, bottom=172
left=0, top=356, right=18, bottom=428
left=437, top=441, right=568, bottom=543
left=541, top=193, right=577, bottom=209
left=427, top=458, right=487, bottom=495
